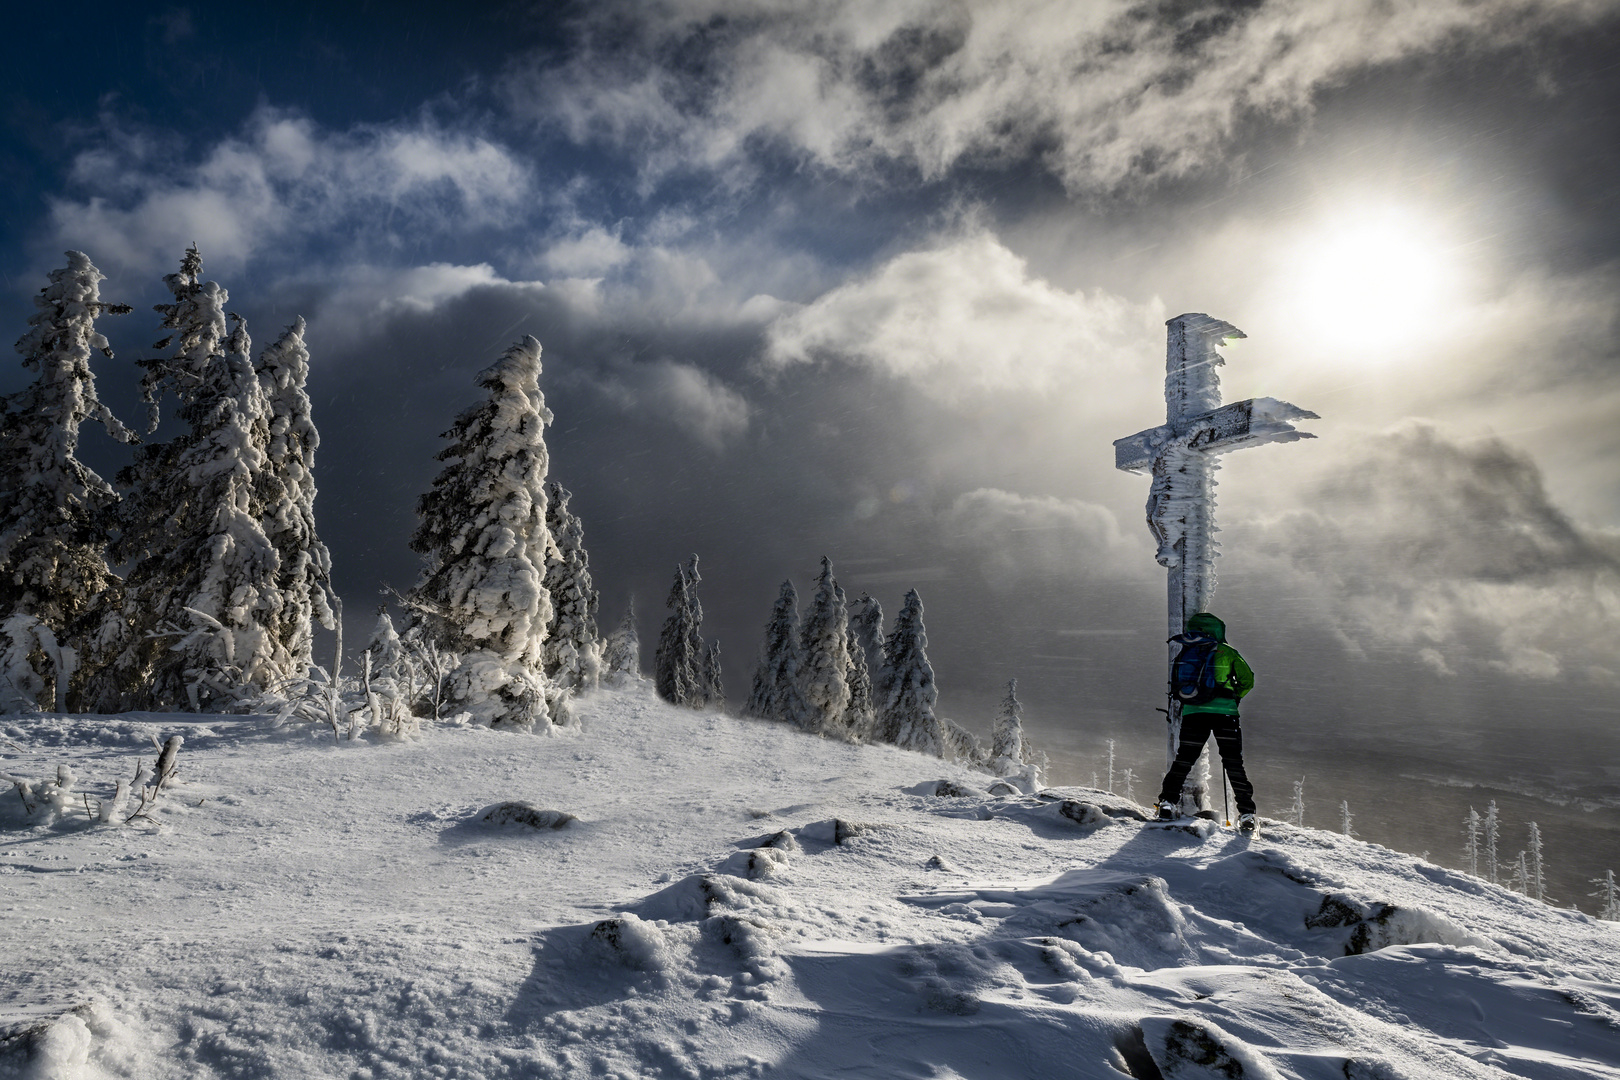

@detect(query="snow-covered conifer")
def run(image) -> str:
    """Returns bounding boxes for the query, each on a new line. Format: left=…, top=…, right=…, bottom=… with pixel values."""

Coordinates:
left=543, top=483, right=601, bottom=693
left=1290, top=779, right=1306, bottom=828
left=942, top=719, right=988, bottom=766
left=1340, top=801, right=1354, bottom=838
left=843, top=617, right=875, bottom=740
left=879, top=589, right=944, bottom=757
left=1464, top=808, right=1481, bottom=877
left=989, top=679, right=1025, bottom=771
left=99, top=255, right=282, bottom=711
left=1122, top=768, right=1135, bottom=803
left=1510, top=851, right=1530, bottom=895
left=0, top=252, right=135, bottom=708
left=1591, top=870, right=1620, bottom=921
left=0, top=614, right=78, bottom=713
left=1107, top=739, right=1117, bottom=794
left=850, top=593, right=886, bottom=707
left=602, top=599, right=641, bottom=683
left=1484, top=801, right=1501, bottom=884
left=1526, top=822, right=1548, bottom=903
left=746, top=580, right=804, bottom=723
left=655, top=555, right=707, bottom=707
left=406, top=335, right=557, bottom=729
left=698, top=638, right=723, bottom=709
left=254, top=317, right=335, bottom=677
left=797, top=557, right=852, bottom=738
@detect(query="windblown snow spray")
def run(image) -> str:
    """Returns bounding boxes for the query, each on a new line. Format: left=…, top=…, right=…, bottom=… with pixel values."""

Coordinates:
left=1115, top=314, right=1317, bottom=814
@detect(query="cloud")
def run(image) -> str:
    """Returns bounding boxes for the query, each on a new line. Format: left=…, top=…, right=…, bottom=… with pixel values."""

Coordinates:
left=763, top=230, right=1163, bottom=402
left=940, top=486, right=1144, bottom=585
left=595, top=360, right=755, bottom=449
left=510, top=0, right=1614, bottom=191
left=1236, top=422, right=1620, bottom=682
left=48, top=107, right=534, bottom=276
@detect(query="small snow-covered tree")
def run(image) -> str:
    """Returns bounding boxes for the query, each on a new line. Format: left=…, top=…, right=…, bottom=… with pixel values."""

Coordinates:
left=942, top=719, right=988, bottom=767
left=254, top=316, right=335, bottom=678
left=879, top=589, right=944, bottom=757
left=360, top=610, right=414, bottom=735
left=843, top=616, right=875, bottom=740
left=1122, top=768, right=1135, bottom=803
left=1106, top=739, right=1117, bottom=794
left=406, top=335, right=557, bottom=729
left=850, top=593, right=886, bottom=708
left=0, top=252, right=134, bottom=708
left=1340, top=800, right=1355, bottom=838
left=989, top=679, right=1026, bottom=772
left=1510, top=851, right=1530, bottom=895
left=655, top=555, right=706, bottom=707
left=797, top=557, right=852, bottom=738
left=1526, top=822, right=1548, bottom=903
left=602, top=599, right=640, bottom=683
left=543, top=483, right=601, bottom=693
left=1484, top=801, right=1501, bottom=884
left=1591, top=870, right=1620, bottom=921
left=1463, top=807, right=1481, bottom=877
left=1290, top=778, right=1306, bottom=828
left=100, top=253, right=282, bottom=711
left=0, top=614, right=77, bottom=713
left=746, top=580, right=804, bottom=724
left=697, top=638, right=724, bottom=709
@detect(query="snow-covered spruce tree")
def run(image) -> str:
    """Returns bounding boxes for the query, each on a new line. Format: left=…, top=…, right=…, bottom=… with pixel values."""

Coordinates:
left=1526, top=822, right=1548, bottom=903
left=879, top=589, right=945, bottom=757
left=1464, top=808, right=1482, bottom=877
left=254, top=316, right=335, bottom=678
left=602, top=598, right=640, bottom=683
left=1591, top=870, right=1620, bottom=921
left=406, top=335, right=558, bottom=729
left=843, top=617, right=875, bottom=740
left=542, top=483, right=601, bottom=693
left=746, top=580, right=804, bottom=724
left=850, top=592, right=886, bottom=711
left=1291, top=779, right=1306, bottom=828
left=797, top=557, right=852, bottom=738
left=698, top=638, right=723, bottom=709
left=1484, top=801, right=1501, bottom=884
left=989, top=679, right=1027, bottom=776
left=655, top=555, right=709, bottom=707
left=99, top=252, right=282, bottom=710
left=0, top=252, right=135, bottom=709
left=1340, top=801, right=1355, bottom=838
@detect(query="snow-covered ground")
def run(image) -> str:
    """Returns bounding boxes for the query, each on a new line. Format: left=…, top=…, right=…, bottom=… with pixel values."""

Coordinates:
left=3, top=682, right=1618, bottom=1079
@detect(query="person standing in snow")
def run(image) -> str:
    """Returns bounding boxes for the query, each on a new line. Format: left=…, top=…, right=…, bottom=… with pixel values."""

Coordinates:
left=1155, top=611, right=1257, bottom=830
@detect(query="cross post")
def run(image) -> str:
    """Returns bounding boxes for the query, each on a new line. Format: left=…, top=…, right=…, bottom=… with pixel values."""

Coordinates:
left=1114, top=314, right=1317, bottom=814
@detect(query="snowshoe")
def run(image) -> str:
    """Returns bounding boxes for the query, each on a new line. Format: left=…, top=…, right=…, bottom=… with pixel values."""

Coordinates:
left=1155, top=801, right=1178, bottom=821
left=1237, top=813, right=1257, bottom=834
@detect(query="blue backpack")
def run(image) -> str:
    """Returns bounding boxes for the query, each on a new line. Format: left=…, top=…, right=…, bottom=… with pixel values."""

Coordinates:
left=1170, top=633, right=1221, bottom=705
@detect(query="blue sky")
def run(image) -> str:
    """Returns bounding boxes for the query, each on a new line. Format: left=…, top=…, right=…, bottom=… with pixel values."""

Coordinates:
left=5, top=0, right=1620, bottom=787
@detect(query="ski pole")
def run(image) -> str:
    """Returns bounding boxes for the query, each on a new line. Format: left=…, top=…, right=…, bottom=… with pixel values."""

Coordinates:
left=1222, top=769, right=1230, bottom=828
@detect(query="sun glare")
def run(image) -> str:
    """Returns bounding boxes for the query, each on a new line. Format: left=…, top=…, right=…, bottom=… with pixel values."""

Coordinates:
left=1276, top=207, right=1461, bottom=352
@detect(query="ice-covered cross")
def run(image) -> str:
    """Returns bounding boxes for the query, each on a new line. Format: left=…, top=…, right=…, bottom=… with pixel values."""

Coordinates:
left=1114, top=313, right=1317, bottom=810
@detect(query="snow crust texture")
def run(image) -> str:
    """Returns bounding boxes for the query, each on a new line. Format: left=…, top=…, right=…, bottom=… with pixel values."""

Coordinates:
left=3, top=685, right=1618, bottom=1080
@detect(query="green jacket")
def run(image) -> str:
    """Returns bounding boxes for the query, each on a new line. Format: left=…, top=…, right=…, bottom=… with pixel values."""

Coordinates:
left=1180, top=612, right=1254, bottom=717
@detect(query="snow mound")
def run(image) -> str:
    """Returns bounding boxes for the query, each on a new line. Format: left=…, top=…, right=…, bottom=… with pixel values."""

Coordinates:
left=474, top=801, right=577, bottom=830
left=1139, top=1014, right=1288, bottom=1080
left=630, top=873, right=783, bottom=923
left=583, top=913, right=670, bottom=973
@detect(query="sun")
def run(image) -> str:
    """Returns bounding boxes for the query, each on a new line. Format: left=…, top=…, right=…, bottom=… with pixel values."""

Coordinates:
left=1276, top=206, right=1462, bottom=351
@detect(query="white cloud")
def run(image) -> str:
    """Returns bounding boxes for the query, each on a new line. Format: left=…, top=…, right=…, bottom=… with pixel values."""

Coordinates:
left=764, top=230, right=1163, bottom=402
left=48, top=108, right=534, bottom=276
left=596, top=360, right=754, bottom=449
left=1235, top=422, right=1620, bottom=682
left=511, top=0, right=1613, bottom=191
left=940, top=486, right=1144, bottom=584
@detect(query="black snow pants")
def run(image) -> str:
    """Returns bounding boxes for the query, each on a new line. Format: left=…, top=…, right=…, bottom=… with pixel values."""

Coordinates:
left=1157, top=713, right=1256, bottom=816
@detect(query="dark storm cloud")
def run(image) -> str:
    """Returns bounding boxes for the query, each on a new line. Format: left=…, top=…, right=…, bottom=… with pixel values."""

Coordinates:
left=509, top=0, right=1612, bottom=191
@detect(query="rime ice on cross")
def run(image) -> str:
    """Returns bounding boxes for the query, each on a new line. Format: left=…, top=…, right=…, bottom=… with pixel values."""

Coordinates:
left=1115, top=314, right=1317, bottom=813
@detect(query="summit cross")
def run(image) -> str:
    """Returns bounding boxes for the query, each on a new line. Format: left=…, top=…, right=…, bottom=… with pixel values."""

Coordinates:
left=1114, top=313, right=1317, bottom=813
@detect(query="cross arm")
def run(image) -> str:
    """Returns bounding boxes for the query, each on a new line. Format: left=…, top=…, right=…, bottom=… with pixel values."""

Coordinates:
left=1114, top=396, right=1318, bottom=473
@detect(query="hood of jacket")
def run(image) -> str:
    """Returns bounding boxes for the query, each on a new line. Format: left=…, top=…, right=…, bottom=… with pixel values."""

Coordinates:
left=1186, top=612, right=1226, bottom=642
